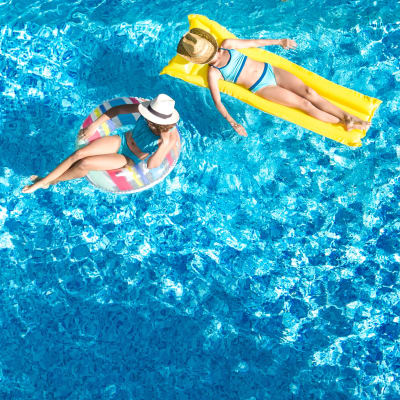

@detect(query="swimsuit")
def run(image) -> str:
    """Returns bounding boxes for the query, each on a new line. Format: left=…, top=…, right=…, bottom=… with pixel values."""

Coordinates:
left=118, top=116, right=159, bottom=164
left=211, top=48, right=276, bottom=92
left=248, top=63, right=276, bottom=93
left=212, top=48, right=248, bottom=83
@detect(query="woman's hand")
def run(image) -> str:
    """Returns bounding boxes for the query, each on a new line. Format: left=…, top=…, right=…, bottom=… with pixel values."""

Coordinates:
left=78, top=127, right=91, bottom=140
left=125, top=157, right=134, bottom=167
left=231, top=122, right=248, bottom=137
left=279, top=39, right=297, bottom=49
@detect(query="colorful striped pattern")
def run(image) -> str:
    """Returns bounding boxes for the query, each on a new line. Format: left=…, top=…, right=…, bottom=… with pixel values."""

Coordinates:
left=76, top=97, right=181, bottom=194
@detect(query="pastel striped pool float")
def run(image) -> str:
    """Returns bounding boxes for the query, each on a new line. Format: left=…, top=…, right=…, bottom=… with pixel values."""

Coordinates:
left=76, top=96, right=181, bottom=194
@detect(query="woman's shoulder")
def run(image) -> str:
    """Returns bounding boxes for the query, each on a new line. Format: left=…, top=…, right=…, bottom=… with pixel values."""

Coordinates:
left=208, top=64, right=223, bottom=80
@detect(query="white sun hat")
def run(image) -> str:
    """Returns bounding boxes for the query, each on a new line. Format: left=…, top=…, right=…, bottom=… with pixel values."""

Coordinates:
left=138, top=94, right=180, bottom=125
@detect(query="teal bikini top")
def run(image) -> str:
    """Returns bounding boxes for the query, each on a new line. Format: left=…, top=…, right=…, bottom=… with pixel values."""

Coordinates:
left=132, top=116, right=159, bottom=154
left=118, top=117, right=160, bottom=164
left=211, top=48, right=248, bottom=83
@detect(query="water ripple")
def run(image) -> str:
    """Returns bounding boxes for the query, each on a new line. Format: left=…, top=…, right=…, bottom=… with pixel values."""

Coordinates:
left=0, top=0, right=399, bottom=399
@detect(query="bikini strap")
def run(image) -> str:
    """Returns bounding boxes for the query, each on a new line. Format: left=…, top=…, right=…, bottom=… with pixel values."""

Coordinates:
left=210, top=48, right=231, bottom=70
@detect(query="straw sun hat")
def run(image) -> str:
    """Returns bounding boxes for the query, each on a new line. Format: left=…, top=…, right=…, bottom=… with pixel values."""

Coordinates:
left=139, top=94, right=180, bottom=125
left=177, top=28, right=218, bottom=64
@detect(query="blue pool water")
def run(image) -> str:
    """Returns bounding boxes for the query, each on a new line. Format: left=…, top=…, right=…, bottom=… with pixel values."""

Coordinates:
left=0, top=0, right=399, bottom=398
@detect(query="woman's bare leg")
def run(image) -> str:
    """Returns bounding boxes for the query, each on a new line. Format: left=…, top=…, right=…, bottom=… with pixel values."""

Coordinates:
left=256, top=85, right=341, bottom=124
left=272, top=67, right=370, bottom=130
left=27, top=154, right=127, bottom=188
left=22, top=135, right=122, bottom=193
left=52, top=154, right=127, bottom=184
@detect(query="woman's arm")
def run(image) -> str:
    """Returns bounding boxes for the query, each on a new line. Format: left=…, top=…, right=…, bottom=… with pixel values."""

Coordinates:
left=221, top=38, right=297, bottom=50
left=208, top=68, right=248, bottom=137
left=78, top=104, right=139, bottom=140
left=146, top=131, right=177, bottom=169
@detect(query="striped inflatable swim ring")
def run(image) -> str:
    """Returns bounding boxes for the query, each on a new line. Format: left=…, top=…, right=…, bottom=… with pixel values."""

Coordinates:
left=76, top=96, right=181, bottom=194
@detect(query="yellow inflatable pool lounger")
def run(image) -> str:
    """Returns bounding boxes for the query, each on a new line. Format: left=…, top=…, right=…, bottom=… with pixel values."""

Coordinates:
left=160, top=14, right=381, bottom=147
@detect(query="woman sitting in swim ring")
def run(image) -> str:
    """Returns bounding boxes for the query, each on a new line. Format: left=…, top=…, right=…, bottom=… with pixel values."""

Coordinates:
left=177, top=29, right=370, bottom=137
left=22, top=94, right=180, bottom=193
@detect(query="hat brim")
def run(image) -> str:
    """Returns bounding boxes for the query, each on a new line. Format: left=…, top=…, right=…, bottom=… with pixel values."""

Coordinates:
left=177, top=28, right=218, bottom=64
left=138, top=101, right=180, bottom=125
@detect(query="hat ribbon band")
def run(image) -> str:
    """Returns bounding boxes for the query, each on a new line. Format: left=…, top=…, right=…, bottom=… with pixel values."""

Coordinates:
left=148, top=104, right=172, bottom=119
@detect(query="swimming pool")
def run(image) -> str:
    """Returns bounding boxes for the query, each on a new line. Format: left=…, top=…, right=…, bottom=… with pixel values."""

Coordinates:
left=0, top=0, right=399, bottom=398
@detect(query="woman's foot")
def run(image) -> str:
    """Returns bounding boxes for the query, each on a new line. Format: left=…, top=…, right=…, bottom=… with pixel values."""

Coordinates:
left=21, top=175, right=50, bottom=193
left=343, top=115, right=371, bottom=131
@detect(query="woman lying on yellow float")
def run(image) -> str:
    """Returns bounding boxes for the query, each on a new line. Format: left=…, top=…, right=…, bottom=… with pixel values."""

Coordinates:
left=177, top=28, right=371, bottom=137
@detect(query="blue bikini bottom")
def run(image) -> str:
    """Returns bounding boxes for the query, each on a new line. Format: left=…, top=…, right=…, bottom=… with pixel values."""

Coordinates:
left=117, top=132, right=141, bottom=164
left=249, top=63, right=276, bottom=93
